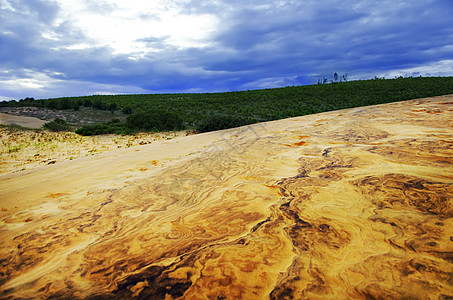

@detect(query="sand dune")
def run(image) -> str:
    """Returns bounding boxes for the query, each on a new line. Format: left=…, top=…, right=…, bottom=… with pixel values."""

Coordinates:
left=0, top=95, right=452, bottom=299
left=0, top=112, right=47, bottom=128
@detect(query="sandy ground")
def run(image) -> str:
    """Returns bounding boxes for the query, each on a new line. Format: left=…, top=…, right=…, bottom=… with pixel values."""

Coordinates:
left=0, top=127, right=190, bottom=175
left=0, top=112, right=47, bottom=128
left=0, top=95, right=452, bottom=299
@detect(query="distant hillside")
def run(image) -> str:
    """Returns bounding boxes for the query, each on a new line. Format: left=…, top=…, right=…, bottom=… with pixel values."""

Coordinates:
left=2, top=77, right=453, bottom=134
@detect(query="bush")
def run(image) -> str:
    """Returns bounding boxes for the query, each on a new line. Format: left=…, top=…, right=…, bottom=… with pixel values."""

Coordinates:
left=60, top=98, right=72, bottom=109
left=126, top=109, right=184, bottom=131
left=92, top=99, right=107, bottom=110
left=46, top=100, right=60, bottom=109
left=75, top=119, right=128, bottom=136
left=83, top=99, right=92, bottom=107
left=108, top=102, right=117, bottom=113
left=122, top=106, right=133, bottom=114
left=75, top=109, right=185, bottom=136
left=43, top=118, right=71, bottom=131
left=196, top=115, right=255, bottom=132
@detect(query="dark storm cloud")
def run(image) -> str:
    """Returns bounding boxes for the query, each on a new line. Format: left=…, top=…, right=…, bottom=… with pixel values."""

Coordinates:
left=0, top=0, right=452, bottom=99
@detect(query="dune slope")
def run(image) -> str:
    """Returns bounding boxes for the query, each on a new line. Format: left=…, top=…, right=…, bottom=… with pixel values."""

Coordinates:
left=0, top=95, right=452, bottom=299
left=0, top=112, right=47, bottom=128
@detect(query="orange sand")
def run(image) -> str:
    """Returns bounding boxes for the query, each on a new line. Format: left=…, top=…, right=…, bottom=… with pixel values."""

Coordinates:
left=0, top=95, right=452, bottom=299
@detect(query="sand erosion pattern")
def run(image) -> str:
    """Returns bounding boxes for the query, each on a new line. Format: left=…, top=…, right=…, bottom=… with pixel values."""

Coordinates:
left=0, top=96, right=452, bottom=299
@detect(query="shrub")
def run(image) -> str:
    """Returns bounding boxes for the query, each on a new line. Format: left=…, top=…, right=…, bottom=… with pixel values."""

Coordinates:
left=92, top=99, right=107, bottom=110
left=46, top=100, right=60, bottom=109
left=108, top=102, right=117, bottom=113
left=122, top=106, right=133, bottom=114
left=75, top=119, right=128, bottom=136
left=43, top=118, right=71, bottom=131
left=196, top=115, right=255, bottom=132
left=126, top=109, right=184, bottom=131
left=60, top=98, right=72, bottom=109
left=83, top=99, right=92, bottom=107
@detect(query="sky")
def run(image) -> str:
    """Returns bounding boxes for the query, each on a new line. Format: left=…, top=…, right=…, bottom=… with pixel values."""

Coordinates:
left=1, top=0, right=452, bottom=100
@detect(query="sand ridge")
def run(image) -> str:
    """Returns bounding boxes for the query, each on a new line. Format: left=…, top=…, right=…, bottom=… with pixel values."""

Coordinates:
left=0, top=95, right=452, bottom=299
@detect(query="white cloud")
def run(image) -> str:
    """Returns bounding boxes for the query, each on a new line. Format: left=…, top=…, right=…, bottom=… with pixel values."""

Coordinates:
left=0, top=0, right=15, bottom=11
left=52, top=0, right=219, bottom=55
left=1, top=0, right=452, bottom=99
left=0, top=70, right=50, bottom=99
left=65, top=43, right=93, bottom=50
left=0, top=69, right=149, bottom=99
left=376, top=59, right=453, bottom=79
left=1, top=70, right=47, bottom=90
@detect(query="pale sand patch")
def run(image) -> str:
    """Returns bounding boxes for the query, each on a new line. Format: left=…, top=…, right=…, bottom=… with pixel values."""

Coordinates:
left=0, top=112, right=47, bottom=128
left=0, top=95, right=452, bottom=299
left=0, top=128, right=190, bottom=175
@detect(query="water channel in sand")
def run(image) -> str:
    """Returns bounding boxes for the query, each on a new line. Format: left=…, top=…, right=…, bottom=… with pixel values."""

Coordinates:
left=0, top=95, right=452, bottom=299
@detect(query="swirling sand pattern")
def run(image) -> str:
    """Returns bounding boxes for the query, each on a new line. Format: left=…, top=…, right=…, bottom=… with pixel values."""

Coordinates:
left=0, top=95, right=452, bottom=299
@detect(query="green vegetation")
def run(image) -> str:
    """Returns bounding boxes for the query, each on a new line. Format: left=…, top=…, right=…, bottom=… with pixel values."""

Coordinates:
left=74, top=119, right=127, bottom=136
left=2, top=77, right=453, bottom=135
left=197, top=115, right=256, bottom=133
left=125, top=109, right=184, bottom=131
left=43, top=118, right=72, bottom=132
left=74, top=110, right=184, bottom=135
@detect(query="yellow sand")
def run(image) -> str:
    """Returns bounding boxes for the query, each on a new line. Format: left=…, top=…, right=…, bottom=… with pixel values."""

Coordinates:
left=0, top=95, right=452, bottom=299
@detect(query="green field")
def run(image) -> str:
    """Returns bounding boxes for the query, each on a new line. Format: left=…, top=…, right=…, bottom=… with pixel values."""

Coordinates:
left=3, top=77, right=453, bottom=135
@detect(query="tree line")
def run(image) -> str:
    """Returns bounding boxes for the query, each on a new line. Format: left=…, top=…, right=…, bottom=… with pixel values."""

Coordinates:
left=2, top=76, right=453, bottom=135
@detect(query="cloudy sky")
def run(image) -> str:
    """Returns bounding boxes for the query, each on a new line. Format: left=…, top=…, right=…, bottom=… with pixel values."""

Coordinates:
left=1, top=0, right=452, bottom=100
